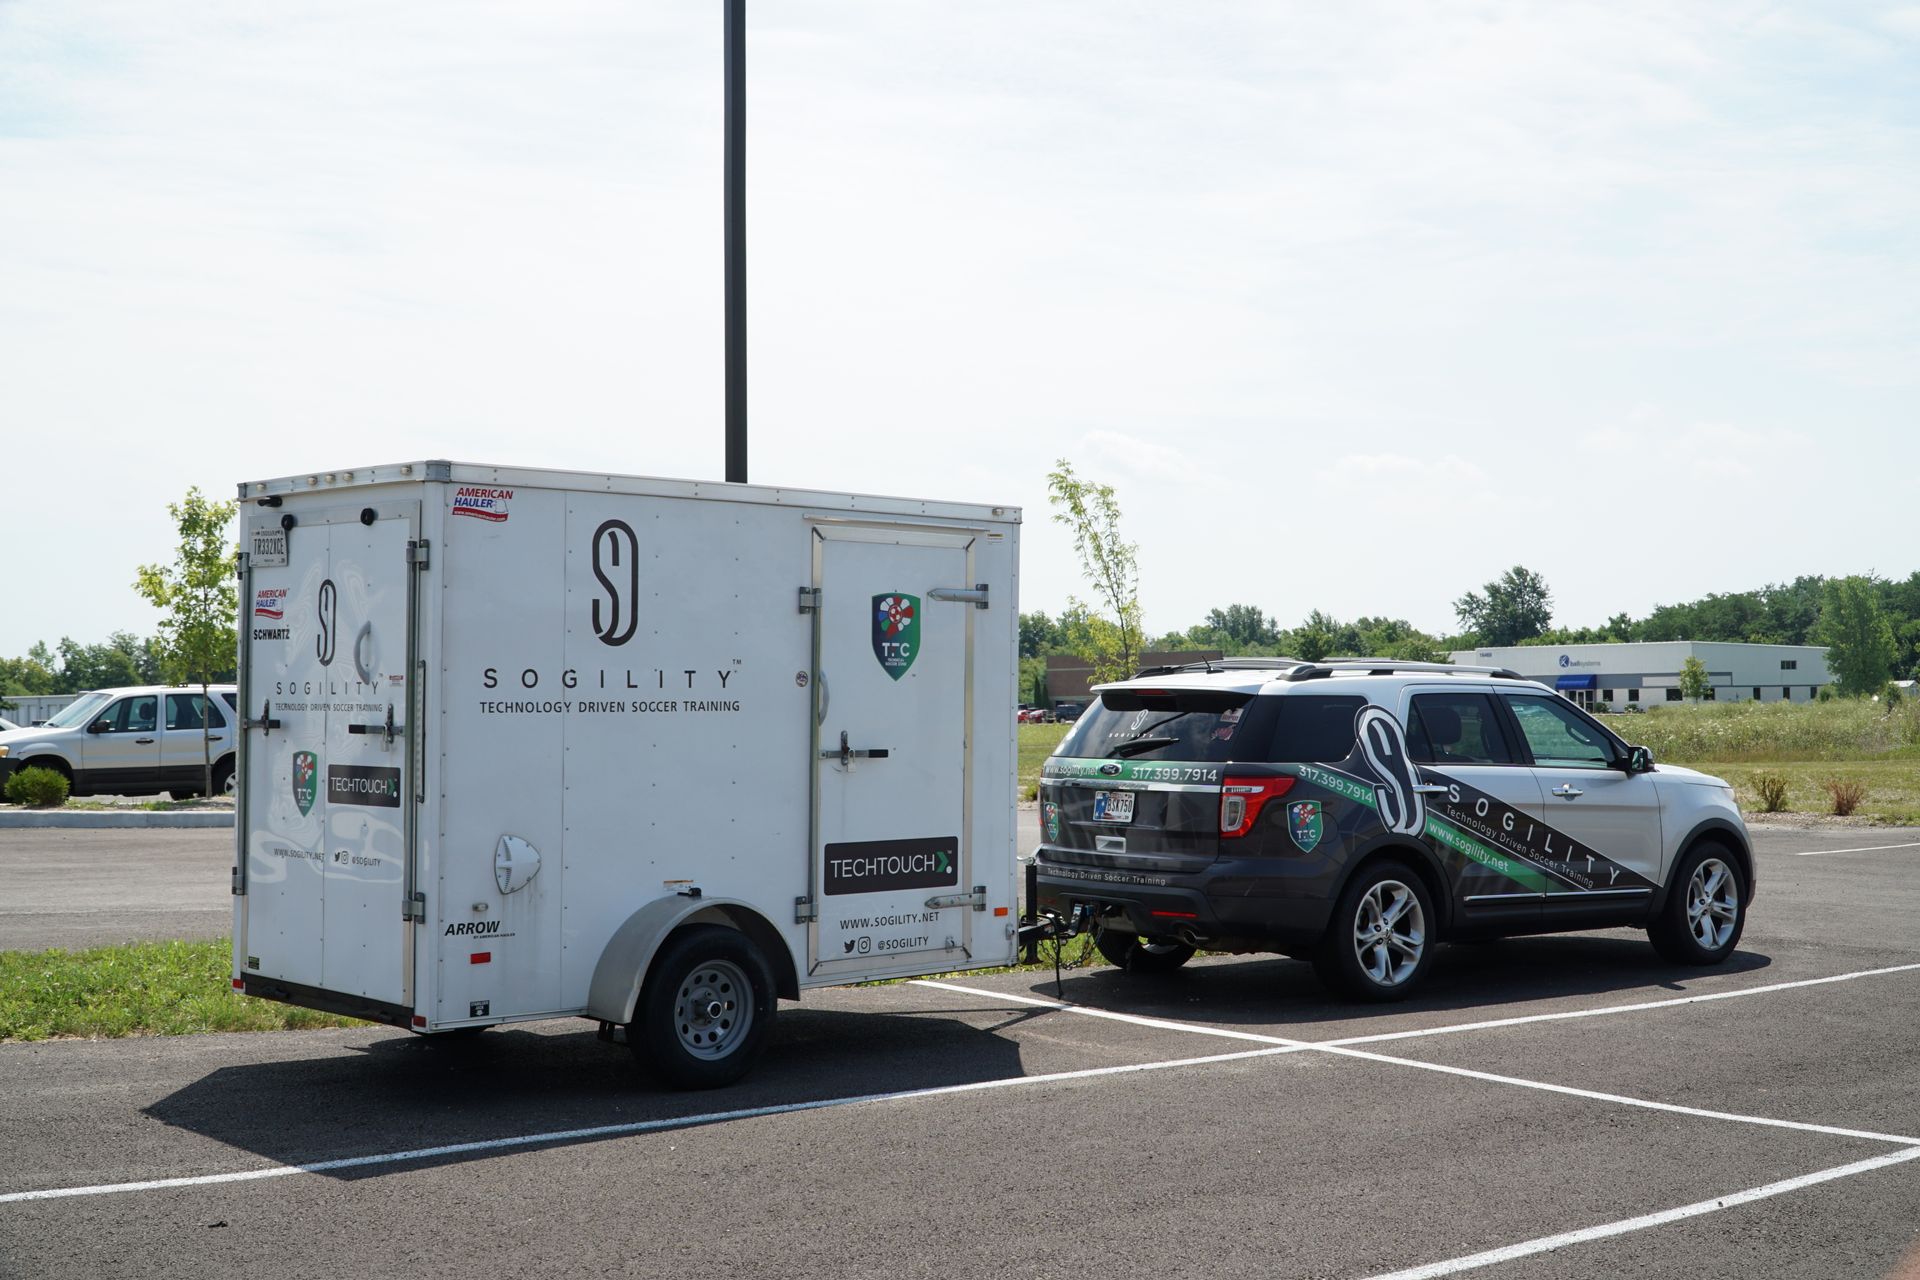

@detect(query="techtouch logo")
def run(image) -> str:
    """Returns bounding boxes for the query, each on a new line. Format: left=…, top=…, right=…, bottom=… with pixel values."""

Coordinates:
left=824, top=836, right=959, bottom=896
left=591, top=520, right=639, bottom=647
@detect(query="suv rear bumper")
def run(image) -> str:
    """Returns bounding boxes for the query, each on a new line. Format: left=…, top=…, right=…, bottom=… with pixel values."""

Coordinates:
left=1035, top=855, right=1338, bottom=949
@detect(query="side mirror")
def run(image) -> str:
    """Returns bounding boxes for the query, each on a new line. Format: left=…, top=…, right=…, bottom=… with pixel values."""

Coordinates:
left=88, top=720, right=110, bottom=734
left=1622, top=745, right=1654, bottom=774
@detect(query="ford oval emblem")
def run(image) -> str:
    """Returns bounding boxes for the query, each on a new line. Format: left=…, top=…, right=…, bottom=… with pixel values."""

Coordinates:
left=1099, top=762, right=1122, bottom=776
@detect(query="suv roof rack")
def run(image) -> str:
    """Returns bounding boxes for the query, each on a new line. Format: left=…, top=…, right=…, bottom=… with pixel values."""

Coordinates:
left=1131, top=656, right=1306, bottom=679
left=1282, top=659, right=1527, bottom=682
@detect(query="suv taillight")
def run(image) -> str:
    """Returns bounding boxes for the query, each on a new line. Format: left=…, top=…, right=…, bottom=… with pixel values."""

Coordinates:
left=1220, top=775, right=1295, bottom=838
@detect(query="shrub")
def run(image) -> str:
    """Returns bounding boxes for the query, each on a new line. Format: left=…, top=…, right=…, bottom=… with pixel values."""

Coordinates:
left=1822, top=777, right=1867, bottom=817
left=4, top=766, right=70, bottom=808
left=1750, top=772, right=1790, bottom=813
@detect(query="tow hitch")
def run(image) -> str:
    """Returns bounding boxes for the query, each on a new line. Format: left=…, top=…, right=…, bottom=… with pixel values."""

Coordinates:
left=1014, top=903, right=1093, bottom=998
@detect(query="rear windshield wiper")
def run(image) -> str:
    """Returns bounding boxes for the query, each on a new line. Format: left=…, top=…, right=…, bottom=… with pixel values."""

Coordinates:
left=1107, top=736, right=1181, bottom=758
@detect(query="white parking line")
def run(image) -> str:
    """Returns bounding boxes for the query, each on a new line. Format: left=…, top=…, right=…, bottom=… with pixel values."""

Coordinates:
left=1324, top=961, right=1920, bottom=1048
left=1779, top=840, right=1920, bottom=858
left=1360, top=1145, right=1920, bottom=1280
left=917, top=978, right=1920, bottom=1147
left=0, top=1044, right=1297, bottom=1206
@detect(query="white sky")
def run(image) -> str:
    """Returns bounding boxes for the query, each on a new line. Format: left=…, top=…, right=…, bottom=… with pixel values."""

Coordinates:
left=4, top=1, right=1916, bottom=658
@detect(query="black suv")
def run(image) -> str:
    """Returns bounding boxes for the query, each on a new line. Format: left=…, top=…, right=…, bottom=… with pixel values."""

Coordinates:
left=1034, top=660, right=1754, bottom=1000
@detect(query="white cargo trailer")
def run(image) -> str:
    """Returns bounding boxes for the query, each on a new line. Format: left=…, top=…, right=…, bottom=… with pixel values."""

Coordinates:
left=231, top=461, right=1021, bottom=1086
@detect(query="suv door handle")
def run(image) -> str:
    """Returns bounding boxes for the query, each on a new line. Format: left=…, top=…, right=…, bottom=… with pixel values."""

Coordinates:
left=1412, top=783, right=1450, bottom=795
left=135, top=737, right=156, bottom=744
left=1551, top=784, right=1585, bottom=798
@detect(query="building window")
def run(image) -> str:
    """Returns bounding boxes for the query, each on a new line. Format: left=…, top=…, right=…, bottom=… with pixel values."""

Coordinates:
left=1666, top=688, right=1683, bottom=702
left=1628, top=689, right=1640, bottom=703
left=1602, top=689, right=1613, bottom=701
left=1782, top=687, right=1792, bottom=700
left=1753, top=687, right=1762, bottom=701
left=1704, top=687, right=1717, bottom=701
left=1781, top=660, right=1798, bottom=670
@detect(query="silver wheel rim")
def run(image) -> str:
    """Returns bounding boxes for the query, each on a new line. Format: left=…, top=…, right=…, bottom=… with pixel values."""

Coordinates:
left=1353, top=879, right=1425, bottom=986
left=222, top=771, right=237, bottom=796
left=1686, top=857, right=1739, bottom=951
left=673, top=959, right=753, bottom=1060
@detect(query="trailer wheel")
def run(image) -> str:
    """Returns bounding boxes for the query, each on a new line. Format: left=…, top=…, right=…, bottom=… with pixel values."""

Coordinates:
left=632, top=925, right=776, bottom=1089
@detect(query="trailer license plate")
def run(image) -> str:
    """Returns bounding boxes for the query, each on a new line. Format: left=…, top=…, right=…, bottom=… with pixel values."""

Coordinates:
left=250, top=526, right=288, bottom=568
left=1091, top=790, right=1135, bottom=823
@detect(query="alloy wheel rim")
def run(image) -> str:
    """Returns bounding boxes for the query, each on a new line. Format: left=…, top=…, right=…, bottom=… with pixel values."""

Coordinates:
left=1353, top=879, right=1425, bottom=986
left=673, top=959, right=752, bottom=1060
left=1686, top=857, right=1739, bottom=950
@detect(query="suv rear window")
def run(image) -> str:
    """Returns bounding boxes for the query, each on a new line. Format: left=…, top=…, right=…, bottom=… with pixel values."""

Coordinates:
left=1058, top=690, right=1260, bottom=763
left=1055, top=691, right=1370, bottom=765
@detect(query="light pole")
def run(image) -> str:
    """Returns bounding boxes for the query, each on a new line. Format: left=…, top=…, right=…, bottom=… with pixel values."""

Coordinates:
left=724, top=0, right=747, bottom=483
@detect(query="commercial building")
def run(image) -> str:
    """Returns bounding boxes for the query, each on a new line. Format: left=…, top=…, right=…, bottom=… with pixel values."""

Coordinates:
left=1447, top=641, right=1832, bottom=710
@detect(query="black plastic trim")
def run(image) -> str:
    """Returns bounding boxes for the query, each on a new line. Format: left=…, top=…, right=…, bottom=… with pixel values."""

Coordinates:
left=238, top=975, right=413, bottom=1029
left=1655, top=817, right=1757, bottom=912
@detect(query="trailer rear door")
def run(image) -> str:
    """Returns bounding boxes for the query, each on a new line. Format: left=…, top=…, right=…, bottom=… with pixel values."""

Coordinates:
left=807, top=521, right=982, bottom=977
left=236, top=501, right=422, bottom=1012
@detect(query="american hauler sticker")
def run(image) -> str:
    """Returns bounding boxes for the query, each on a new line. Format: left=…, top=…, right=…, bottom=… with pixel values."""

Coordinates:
left=451, top=486, right=513, bottom=522
left=824, top=836, right=957, bottom=896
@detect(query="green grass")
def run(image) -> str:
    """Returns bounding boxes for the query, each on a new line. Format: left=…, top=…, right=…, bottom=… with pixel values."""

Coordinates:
left=1626, top=699, right=1920, bottom=762
left=0, top=938, right=368, bottom=1041
left=1018, top=722, right=1071, bottom=800
left=1682, top=760, right=1920, bottom=825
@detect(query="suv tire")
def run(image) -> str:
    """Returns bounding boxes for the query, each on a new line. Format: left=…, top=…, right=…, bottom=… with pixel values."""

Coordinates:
left=1315, top=860, right=1436, bottom=1002
left=1648, top=842, right=1746, bottom=965
left=1094, top=928, right=1196, bottom=974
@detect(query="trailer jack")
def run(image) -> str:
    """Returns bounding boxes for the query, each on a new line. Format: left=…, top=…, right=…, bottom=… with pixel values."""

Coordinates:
left=1015, top=907, right=1086, bottom=999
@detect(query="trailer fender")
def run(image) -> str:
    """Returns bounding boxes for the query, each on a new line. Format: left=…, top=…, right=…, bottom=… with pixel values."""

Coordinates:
left=586, top=897, right=797, bottom=1025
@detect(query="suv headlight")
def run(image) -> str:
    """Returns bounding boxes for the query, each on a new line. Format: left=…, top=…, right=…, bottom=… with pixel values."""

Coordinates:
left=0, top=745, right=9, bottom=758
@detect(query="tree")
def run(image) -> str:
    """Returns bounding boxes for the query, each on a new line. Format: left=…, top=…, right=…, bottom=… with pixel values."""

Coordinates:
left=1815, top=576, right=1898, bottom=697
left=1202, top=604, right=1282, bottom=652
left=1678, top=655, right=1711, bottom=701
left=135, top=488, right=239, bottom=796
left=1454, top=566, right=1553, bottom=646
left=53, top=636, right=142, bottom=693
left=1046, top=460, right=1142, bottom=685
left=1018, top=611, right=1064, bottom=660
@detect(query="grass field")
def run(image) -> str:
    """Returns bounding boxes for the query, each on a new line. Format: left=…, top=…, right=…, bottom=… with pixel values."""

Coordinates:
left=1018, top=722, right=1072, bottom=799
left=0, top=939, right=366, bottom=1041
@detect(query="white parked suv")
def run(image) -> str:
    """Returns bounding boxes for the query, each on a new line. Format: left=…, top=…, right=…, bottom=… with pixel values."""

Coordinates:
left=1034, top=659, right=1754, bottom=1000
left=0, top=685, right=240, bottom=798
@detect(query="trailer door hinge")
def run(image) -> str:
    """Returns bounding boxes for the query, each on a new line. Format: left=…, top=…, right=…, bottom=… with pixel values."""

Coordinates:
left=925, top=886, right=988, bottom=911
left=797, top=586, right=821, bottom=614
left=794, top=895, right=817, bottom=924
left=407, top=539, right=431, bottom=568
left=403, top=893, right=426, bottom=923
left=231, top=866, right=246, bottom=896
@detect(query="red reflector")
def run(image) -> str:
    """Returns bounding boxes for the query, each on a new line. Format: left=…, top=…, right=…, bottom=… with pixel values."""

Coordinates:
left=411, top=1015, right=427, bottom=1028
left=992, top=907, right=1008, bottom=917
left=1150, top=910, right=1199, bottom=919
left=1219, top=775, right=1297, bottom=838
left=231, top=978, right=245, bottom=990
left=470, top=951, right=491, bottom=964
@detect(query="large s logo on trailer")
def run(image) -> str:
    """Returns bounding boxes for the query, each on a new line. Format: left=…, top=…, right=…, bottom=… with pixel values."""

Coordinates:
left=230, top=461, right=1021, bottom=1087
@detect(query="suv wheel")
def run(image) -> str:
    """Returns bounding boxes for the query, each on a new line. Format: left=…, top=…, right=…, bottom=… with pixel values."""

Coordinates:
left=1648, top=843, right=1746, bottom=965
left=1316, top=861, right=1435, bottom=1002
left=1094, top=928, right=1196, bottom=974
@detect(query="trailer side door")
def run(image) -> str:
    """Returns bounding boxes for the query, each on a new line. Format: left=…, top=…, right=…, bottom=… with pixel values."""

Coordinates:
left=807, top=521, right=980, bottom=977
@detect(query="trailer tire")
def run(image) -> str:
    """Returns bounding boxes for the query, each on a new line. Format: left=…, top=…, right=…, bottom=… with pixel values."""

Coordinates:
left=632, top=925, right=776, bottom=1090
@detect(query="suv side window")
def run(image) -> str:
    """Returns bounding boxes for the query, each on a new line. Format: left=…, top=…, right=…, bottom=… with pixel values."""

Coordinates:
left=1406, top=692, right=1517, bottom=765
left=1266, top=695, right=1367, bottom=763
left=101, top=695, right=158, bottom=733
left=1504, top=694, right=1617, bottom=769
left=166, top=694, right=227, bottom=731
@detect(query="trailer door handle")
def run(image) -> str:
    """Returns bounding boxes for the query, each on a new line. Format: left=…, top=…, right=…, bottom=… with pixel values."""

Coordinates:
left=245, top=700, right=282, bottom=736
left=347, top=704, right=404, bottom=749
left=820, top=730, right=888, bottom=767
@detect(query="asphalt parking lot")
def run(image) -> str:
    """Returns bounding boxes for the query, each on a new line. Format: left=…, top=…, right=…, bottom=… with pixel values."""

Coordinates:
left=2, top=825, right=1917, bottom=1279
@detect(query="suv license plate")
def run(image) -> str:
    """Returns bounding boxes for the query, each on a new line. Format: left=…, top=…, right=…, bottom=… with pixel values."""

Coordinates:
left=1091, top=790, right=1135, bottom=823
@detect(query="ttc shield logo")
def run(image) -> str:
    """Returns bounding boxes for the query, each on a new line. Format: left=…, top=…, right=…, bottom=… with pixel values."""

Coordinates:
left=871, top=594, right=919, bottom=681
left=292, top=751, right=319, bottom=817
left=1288, top=800, right=1322, bottom=853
